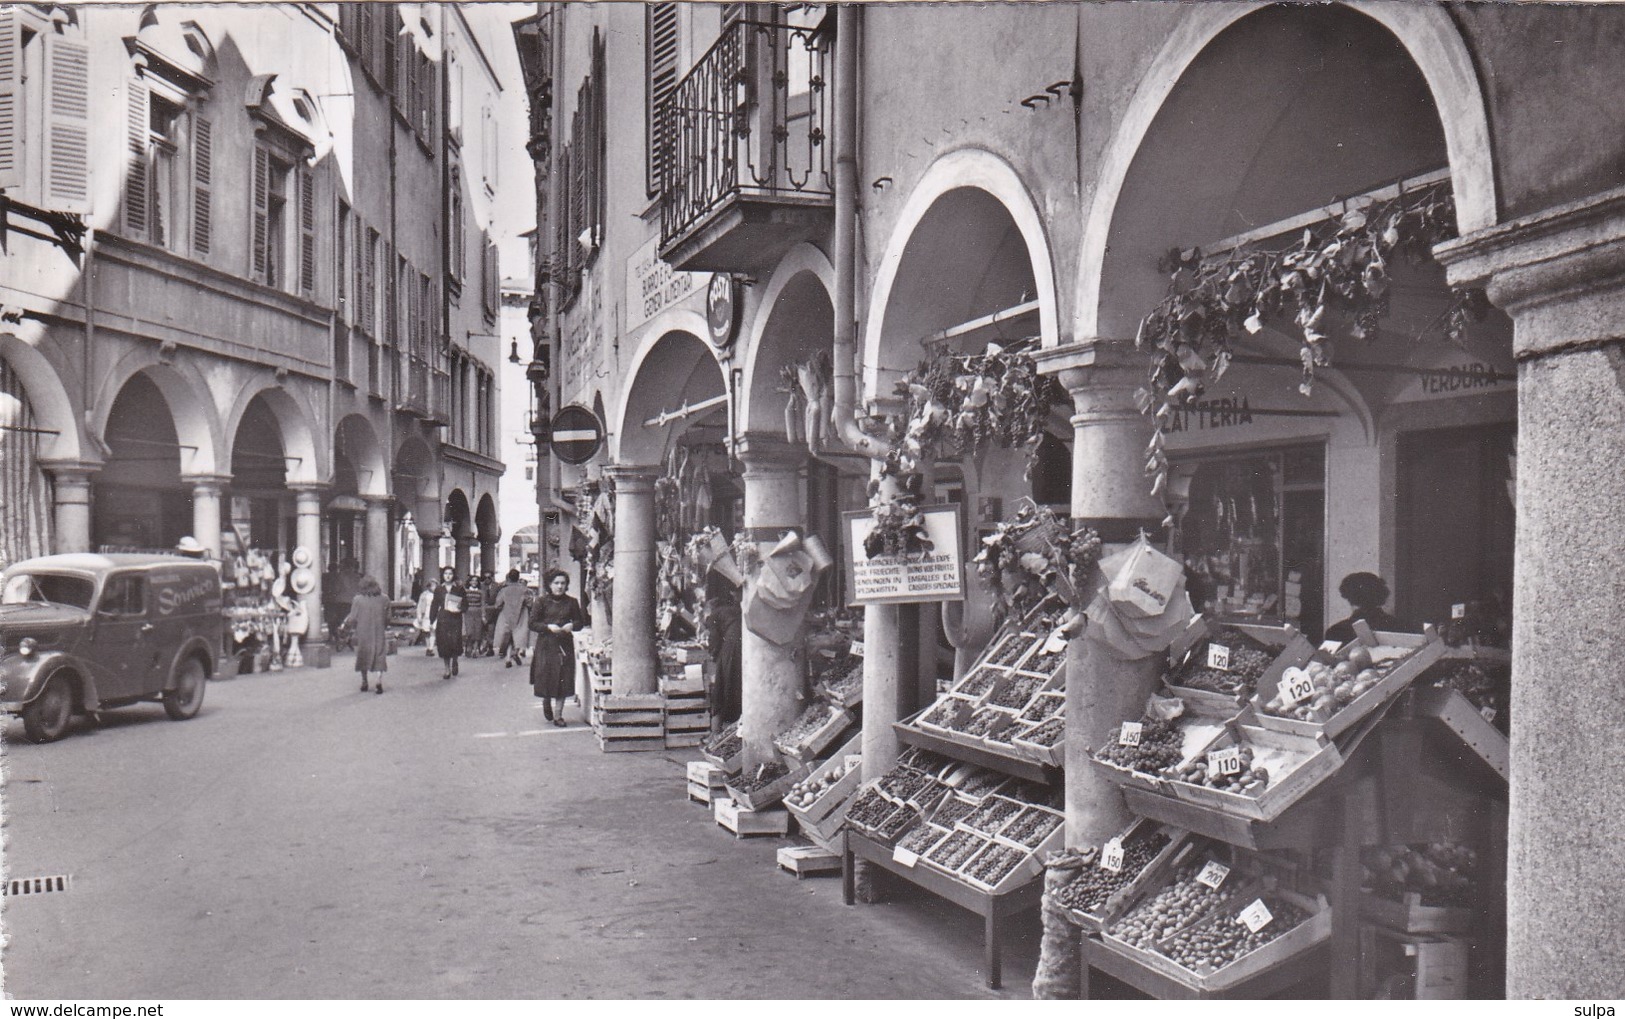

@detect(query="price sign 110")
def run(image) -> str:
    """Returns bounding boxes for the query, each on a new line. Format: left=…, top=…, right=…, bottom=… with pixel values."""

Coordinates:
left=1208, top=747, right=1244, bottom=777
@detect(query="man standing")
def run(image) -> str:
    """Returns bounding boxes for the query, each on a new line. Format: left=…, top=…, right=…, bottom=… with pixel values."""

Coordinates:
left=490, top=569, right=532, bottom=667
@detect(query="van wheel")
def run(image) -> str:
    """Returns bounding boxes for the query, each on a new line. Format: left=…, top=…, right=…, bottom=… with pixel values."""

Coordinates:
left=22, top=675, right=74, bottom=743
left=163, top=658, right=207, bottom=720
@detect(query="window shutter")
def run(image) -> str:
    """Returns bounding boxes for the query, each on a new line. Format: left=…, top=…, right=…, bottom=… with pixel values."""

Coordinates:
left=381, top=6, right=397, bottom=95
left=0, top=8, right=22, bottom=191
left=250, top=147, right=270, bottom=282
left=422, top=53, right=436, bottom=141
left=124, top=79, right=149, bottom=236
left=646, top=3, right=678, bottom=197
left=298, top=166, right=316, bottom=297
left=363, top=229, right=377, bottom=335
left=397, top=26, right=412, bottom=116
left=43, top=31, right=90, bottom=214
left=337, top=204, right=348, bottom=321
left=192, top=114, right=212, bottom=256
left=357, top=2, right=373, bottom=74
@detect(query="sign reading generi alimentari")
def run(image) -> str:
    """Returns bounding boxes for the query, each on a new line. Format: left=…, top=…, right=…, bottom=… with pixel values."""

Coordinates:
left=842, top=505, right=965, bottom=605
left=626, top=235, right=709, bottom=331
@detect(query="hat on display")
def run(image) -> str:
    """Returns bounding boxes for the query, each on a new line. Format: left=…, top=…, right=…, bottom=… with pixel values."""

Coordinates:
left=290, top=567, right=317, bottom=595
left=291, top=546, right=314, bottom=568
left=176, top=536, right=206, bottom=555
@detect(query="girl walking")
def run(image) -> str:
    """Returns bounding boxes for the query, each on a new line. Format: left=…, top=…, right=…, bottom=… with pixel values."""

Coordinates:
left=343, top=575, right=390, bottom=694
left=430, top=565, right=466, bottom=678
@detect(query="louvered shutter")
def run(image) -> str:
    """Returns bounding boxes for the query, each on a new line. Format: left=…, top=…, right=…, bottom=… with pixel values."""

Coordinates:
left=336, top=205, right=348, bottom=321
left=355, top=220, right=367, bottom=332
left=421, top=52, right=435, bottom=141
left=43, top=31, right=90, bottom=214
left=250, top=147, right=270, bottom=282
left=645, top=4, right=677, bottom=196
left=357, top=3, right=374, bottom=73
left=397, top=26, right=411, bottom=117
left=298, top=166, right=316, bottom=297
left=363, top=230, right=376, bottom=335
left=192, top=115, right=212, bottom=256
left=124, top=79, right=149, bottom=235
left=0, top=9, right=21, bottom=190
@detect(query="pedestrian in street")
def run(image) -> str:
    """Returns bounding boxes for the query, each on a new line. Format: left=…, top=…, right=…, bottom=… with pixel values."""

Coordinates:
left=530, top=568, right=586, bottom=725
left=491, top=568, right=531, bottom=667
left=344, top=575, right=390, bottom=694
left=462, top=574, right=487, bottom=657
left=430, top=565, right=466, bottom=678
left=414, top=582, right=436, bottom=652
left=705, top=587, right=743, bottom=725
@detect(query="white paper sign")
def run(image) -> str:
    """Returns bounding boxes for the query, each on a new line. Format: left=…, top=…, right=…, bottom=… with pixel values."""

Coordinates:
left=1196, top=859, right=1231, bottom=889
left=1480, top=706, right=1497, bottom=723
left=1206, top=644, right=1232, bottom=671
left=1319, top=640, right=1343, bottom=654
left=893, top=846, right=920, bottom=868
left=1100, top=838, right=1125, bottom=873
left=1042, top=630, right=1068, bottom=656
left=1208, top=747, right=1244, bottom=777
left=1118, top=721, right=1143, bottom=747
left=1452, top=603, right=1467, bottom=620
left=849, top=641, right=865, bottom=657
left=1237, top=898, right=1274, bottom=933
left=1279, top=667, right=1316, bottom=707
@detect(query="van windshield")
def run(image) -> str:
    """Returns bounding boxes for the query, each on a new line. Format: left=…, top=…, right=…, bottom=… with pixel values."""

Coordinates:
left=2, top=573, right=96, bottom=610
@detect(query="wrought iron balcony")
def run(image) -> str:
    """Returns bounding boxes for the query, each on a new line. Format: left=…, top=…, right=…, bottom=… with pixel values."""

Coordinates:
left=658, top=18, right=832, bottom=274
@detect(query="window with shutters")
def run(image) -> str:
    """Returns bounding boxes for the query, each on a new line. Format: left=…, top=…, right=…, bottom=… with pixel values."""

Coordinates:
left=645, top=3, right=678, bottom=197
left=297, top=166, right=316, bottom=297
left=337, top=202, right=350, bottom=324
left=449, top=163, right=465, bottom=285
left=147, top=96, right=179, bottom=249
left=363, top=226, right=379, bottom=336
left=250, top=146, right=291, bottom=288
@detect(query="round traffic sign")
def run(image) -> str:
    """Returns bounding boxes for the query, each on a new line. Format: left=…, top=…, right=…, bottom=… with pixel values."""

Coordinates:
left=550, top=405, right=604, bottom=465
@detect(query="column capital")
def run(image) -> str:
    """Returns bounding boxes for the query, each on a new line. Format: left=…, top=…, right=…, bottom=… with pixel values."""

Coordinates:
left=734, top=434, right=807, bottom=473
left=38, top=459, right=102, bottom=483
left=1032, top=339, right=1148, bottom=416
left=288, top=482, right=330, bottom=495
left=363, top=494, right=396, bottom=508
left=1434, top=184, right=1625, bottom=360
left=602, top=463, right=659, bottom=494
left=182, top=473, right=233, bottom=491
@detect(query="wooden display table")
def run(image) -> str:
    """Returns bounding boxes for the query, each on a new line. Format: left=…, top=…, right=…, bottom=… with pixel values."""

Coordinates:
left=843, top=830, right=1042, bottom=989
left=893, top=719, right=1059, bottom=785
left=1079, top=934, right=1329, bottom=999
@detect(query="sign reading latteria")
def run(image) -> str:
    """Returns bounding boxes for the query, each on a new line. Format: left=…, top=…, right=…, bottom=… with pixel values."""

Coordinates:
left=842, top=505, right=964, bottom=605
left=626, top=235, right=708, bottom=331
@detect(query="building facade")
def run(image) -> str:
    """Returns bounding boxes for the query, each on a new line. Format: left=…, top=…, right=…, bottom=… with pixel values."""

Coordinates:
left=516, top=2, right=1625, bottom=995
left=0, top=3, right=508, bottom=634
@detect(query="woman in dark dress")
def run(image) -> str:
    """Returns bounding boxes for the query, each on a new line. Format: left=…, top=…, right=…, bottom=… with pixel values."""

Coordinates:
left=1324, top=571, right=1406, bottom=644
left=343, top=575, right=390, bottom=694
left=705, top=594, right=743, bottom=725
left=430, top=565, right=466, bottom=679
left=530, top=569, right=586, bottom=725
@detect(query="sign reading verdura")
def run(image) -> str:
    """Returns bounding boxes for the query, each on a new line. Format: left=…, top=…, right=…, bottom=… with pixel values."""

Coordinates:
left=626, top=235, right=709, bottom=331
left=842, top=505, right=964, bottom=605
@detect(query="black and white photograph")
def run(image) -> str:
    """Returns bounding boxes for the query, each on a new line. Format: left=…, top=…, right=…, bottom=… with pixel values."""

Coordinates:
left=0, top=0, right=1621, bottom=1005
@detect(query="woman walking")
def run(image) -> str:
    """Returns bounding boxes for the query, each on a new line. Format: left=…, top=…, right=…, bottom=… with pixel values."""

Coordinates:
left=530, top=569, right=586, bottom=725
left=462, top=575, right=488, bottom=657
left=343, top=575, right=390, bottom=694
left=430, top=565, right=466, bottom=678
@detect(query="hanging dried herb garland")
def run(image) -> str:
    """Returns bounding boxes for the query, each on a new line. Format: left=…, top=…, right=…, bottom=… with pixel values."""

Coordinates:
left=972, top=502, right=1103, bottom=623
left=865, top=343, right=1067, bottom=559
left=1134, top=180, right=1490, bottom=497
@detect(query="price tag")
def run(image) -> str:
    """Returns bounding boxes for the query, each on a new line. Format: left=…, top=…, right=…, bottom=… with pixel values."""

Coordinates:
left=1279, top=667, right=1317, bottom=707
left=1207, top=746, right=1244, bottom=777
left=1100, top=838, right=1125, bottom=873
left=1319, top=640, right=1343, bottom=654
left=1451, top=603, right=1467, bottom=620
left=1118, top=721, right=1143, bottom=746
left=1480, top=706, right=1497, bottom=723
left=892, top=846, right=920, bottom=868
left=850, top=641, right=865, bottom=657
left=1042, top=630, right=1069, bottom=656
left=1206, top=643, right=1232, bottom=671
left=1196, top=859, right=1231, bottom=889
left=1236, top=898, right=1274, bottom=933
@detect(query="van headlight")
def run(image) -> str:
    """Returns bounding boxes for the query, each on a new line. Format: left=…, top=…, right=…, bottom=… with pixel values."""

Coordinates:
left=18, top=638, right=37, bottom=657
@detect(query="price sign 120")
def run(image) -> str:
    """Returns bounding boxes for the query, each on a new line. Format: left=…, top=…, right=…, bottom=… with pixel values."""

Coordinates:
left=1279, top=667, right=1316, bottom=707
left=1206, top=643, right=1232, bottom=671
left=1100, top=838, right=1125, bottom=873
left=1118, top=721, right=1143, bottom=746
left=1237, top=898, right=1274, bottom=933
left=1207, top=747, right=1244, bottom=777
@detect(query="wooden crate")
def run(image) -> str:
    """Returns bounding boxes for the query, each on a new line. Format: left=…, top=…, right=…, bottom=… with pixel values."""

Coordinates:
left=1167, top=723, right=1343, bottom=822
left=666, top=731, right=708, bottom=749
left=1414, top=686, right=1509, bottom=782
left=687, top=760, right=729, bottom=788
left=795, top=805, right=849, bottom=853
left=598, top=734, right=666, bottom=753
left=666, top=714, right=712, bottom=735
left=1251, top=624, right=1447, bottom=741
left=1362, top=891, right=1479, bottom=934
left=1143, top=889, right=1332, bottom=993
left=785, top=758, right=864, bottom=826
left=1064, top=822, right=1190, bottom=932
left=688, top=780, right=715, bottom=804
left=724, top=760, right=814, bottom=812
left=775, top=706, right=856, bottom=762
left=777, top=843, right=843, bottom=877
left=597, top=721, right=664, bottom=739
left=659, top=667, right=708, bottom=698
left=713, top=797, right=791, bottom=838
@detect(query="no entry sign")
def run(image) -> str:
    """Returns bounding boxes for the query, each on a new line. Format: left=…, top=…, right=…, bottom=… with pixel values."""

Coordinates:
left=550, top=405, right=604, bottom=465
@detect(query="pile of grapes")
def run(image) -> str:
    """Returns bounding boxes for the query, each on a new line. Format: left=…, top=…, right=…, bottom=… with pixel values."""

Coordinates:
left=1094, top=718, right=1184, bottom=773
left=1052, top=831, right=1172, bottom=916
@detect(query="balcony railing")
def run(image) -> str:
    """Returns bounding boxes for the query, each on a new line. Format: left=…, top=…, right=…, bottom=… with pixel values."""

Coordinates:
left=658, top=18, right=831, bottom=251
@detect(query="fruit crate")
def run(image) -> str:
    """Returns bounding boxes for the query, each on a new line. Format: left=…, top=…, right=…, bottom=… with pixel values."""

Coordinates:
left=957, top=837, right=1050, bottom=894
left=700, top=723, right=744, bottom=774
left=777, top=843, right=843, bottom=878
left=1413, top=685, right=1509, bottom=782
left=983, top=630, right=1041, bottom=670
left=1086, top=710, right=1232, bottom=796
left=774, top=705, right=856, bottom=763
left=1061, top=820, right=1187, bottom=932
left=784, top=756, right=865, bottom=827
left=658, top=666, right=708, bottom=698
left=1166, top=723, right=1343, bottom=823
left=1361, top=891, right=1479, bottom=935
left=1138, top=888, right=1332, bottom=994
left=1011, top=717, right=1066, bottom=767
left=1251, top=623, right=1447, bottom=741
left=917, top=826, right=993, bottom=878
left=991, top=803, right=1067, bottom=854
left=713, top=797, right=791, bottom=838
left=795, top=801, right=850, bottom=853
left=911, top=695, right=979, bottom=739
left=724, top=759, right=814, bottom=812
left=950, top=663, right=1011, bottom=702
left=1165, top=616, right=1314, bottom=715
left=985, top=670, right=1060, bottom=714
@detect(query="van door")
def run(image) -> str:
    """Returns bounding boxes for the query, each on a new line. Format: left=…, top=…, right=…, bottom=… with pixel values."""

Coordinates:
left=92, top=572, right=152, bottom=699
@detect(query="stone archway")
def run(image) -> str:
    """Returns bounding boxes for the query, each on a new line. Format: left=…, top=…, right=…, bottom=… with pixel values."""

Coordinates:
left=614, top=322, right=727, bottom=467
left=475, top=492, right=500, bottom=576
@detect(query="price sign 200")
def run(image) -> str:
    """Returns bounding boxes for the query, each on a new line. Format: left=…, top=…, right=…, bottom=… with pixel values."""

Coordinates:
left=1196, top=859, right=1230, bottom=889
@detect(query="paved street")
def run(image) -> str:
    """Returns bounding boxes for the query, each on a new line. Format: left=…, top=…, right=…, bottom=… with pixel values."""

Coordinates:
left=0, top=648, right=1037, bottom=999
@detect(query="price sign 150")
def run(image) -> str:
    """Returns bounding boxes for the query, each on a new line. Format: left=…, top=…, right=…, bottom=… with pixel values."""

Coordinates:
left=1118, top=721, right=1143, bottom=746
left=1100, top=838, right=1125, bottom=873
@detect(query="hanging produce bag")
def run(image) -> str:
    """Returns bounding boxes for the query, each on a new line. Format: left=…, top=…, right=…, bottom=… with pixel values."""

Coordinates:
left=1106, top=535, right=1186, bottom=619
left=743, top=533, right=832, bottom=646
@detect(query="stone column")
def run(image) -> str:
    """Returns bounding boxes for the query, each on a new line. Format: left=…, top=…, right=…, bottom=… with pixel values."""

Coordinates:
left=605, top=464, right=658, bottom=696
left=735, top=436, right=808, bottom=767
left=1435, top=187, right=1625, bottom=998
left=455, top=536, right=474, bottom=579
left=860, top=468, right=909, bottom=781
left=365, top=497, right=393, bottom=594
left=291, top=485, right=327, bottom=643
left=184, top=474, right=229, bottom=559
left=480, top=539, right=499, bottom=577
left=42, top=462, right=97, bottom=554
left=1035, top=341, right=1170, bottom=847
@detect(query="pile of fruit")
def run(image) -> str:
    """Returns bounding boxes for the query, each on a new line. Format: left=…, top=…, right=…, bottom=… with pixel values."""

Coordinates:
left=966, top=796, right=1023, bottom=834
left=820, top=662, right=863, bottom=703
left=927, top=829, right=988, bottom=871
left=1258, top=644, right=1385, bottom=723
left=784, top=757, right=859, bottom=811
left=730, top=759, right=789, bottom=793
left=774, top=702, right=841, bottom=751
left=877, top=767, right=934, bottom=802
left=965, top=844, right=1028, bottom=887
left=989, top=673, right=1046, bottom=710
left=896, top=822, right=949, bottom=856
left=932, top=795, right=977, bottom=827
left=1094, top=718, right=1184, bottom=773
left=987, top=634, right=1034, bottom=668
left=1000, top=807, right=1064, bottom=849
left=1168, top=629, right=1275, bottom=694
left=1435, top=661, right=1508, bottom=729
left=844, top=787, right=899, bottom=831
left=1024, top=642, right=1067, bottom=675
left=701, top=724, right=743, bottom=763
left=1019, top=717, right=1065, bottom=748
left=874, top=805, right=923, bottom=842
left=1362, top=841, right=1477, bottom=907
left=1052, top=831, right=1173, bottom=916
left=1107, top=859, right=1243, bottom=950
left=919, top=697, right=974, bottom=729
left=955, top=769, right=1006, bottom=799
left=954, top=667, right=1003, bottom=698
left=1161, top=745, right=1270, bottom=794
left=1157, top=894, right=1310, bottom=974
left=966, top=708, right=1017, bottom=739
left=1021, top=692, right=1065, bottom=724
